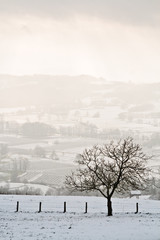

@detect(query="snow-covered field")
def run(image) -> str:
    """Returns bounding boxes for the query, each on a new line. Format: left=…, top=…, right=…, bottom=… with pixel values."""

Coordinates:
left=0, top=195, right=160, bottom=240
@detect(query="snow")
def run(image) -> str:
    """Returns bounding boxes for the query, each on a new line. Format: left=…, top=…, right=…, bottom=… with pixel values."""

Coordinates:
left=130, top=190, right=141, bottom=195
left=0, top=195, right=159, bottom=240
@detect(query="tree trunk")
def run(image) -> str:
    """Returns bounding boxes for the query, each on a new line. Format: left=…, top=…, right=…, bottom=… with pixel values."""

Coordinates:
left=107, top=198, right=112, bottom=216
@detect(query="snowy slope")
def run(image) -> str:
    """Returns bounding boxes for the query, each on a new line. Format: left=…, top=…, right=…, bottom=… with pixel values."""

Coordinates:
left=0, top=195, right=160, bottom=240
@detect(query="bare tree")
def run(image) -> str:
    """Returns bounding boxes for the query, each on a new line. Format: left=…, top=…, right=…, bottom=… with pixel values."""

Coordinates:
left=65, top=138, right=151, bottom=216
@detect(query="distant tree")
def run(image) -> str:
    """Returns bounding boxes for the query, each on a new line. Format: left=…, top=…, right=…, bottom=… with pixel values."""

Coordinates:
left=50, top=150, right=59, bottom=160
left=10, top=160, right=19, bottom=182
left=0, top=143, right=8, bottom=159
left=65, top=138, right=151, bottom=216
left=59, top=122, right=98, bottom=137
left=146, top=133, right=160, bottom=147
left=33, top=146, right=46, bottom=158
left=0, top=120, right=5, bottom=133
left=74, top=122, right=98, bottom=137
left=20, top=158, right=29, bottom=171
left=21, top=122, right=56, bottom=138
left=75, top=154, right=82, bottom=161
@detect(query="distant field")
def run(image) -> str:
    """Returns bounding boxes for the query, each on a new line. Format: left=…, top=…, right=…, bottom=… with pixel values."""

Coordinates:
left=3, top=135, right=105, bottom=163
left=0, top=134, right=102, bottom=149
left=0, top=134, right=46, bottom=146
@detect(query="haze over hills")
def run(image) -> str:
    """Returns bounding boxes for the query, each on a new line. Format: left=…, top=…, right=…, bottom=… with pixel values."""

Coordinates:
left=1, top=74, right=160, bottom=133
left=0, top=75, right=105, bottom=108
left=0, top=74, right=160, bottom=196
left=0, top=74, right=160, bottom=108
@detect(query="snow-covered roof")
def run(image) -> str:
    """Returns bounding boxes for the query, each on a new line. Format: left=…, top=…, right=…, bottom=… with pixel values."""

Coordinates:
left=130, top=190, right=141, bottom=195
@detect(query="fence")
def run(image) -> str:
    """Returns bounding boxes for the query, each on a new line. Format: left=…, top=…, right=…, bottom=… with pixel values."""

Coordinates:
left=15, top=201, right=89, bottom=213
left=0, top=195, right=159, bottom=214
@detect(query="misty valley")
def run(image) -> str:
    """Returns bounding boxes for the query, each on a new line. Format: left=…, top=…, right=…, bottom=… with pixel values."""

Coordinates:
left=1, top=1, right=160, bottom=239
left=0, top=75, right=160, bottom=199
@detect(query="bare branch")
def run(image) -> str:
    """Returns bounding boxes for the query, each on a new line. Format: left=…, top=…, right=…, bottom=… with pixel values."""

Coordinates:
left=65, top=137, right=151, bottom=205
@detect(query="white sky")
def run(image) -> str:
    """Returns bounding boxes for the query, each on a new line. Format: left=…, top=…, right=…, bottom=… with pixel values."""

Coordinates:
left=0, top=0, right=160, bottom=82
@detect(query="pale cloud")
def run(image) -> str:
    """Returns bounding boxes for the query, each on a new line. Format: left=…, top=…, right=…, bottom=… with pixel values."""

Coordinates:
left=0, top=0, right=160, bottom=26
left=0, top=0, right=160, bottom=82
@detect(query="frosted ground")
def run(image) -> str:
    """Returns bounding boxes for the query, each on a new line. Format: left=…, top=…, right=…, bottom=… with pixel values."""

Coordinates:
left=0, top=195, right=160, bottom=240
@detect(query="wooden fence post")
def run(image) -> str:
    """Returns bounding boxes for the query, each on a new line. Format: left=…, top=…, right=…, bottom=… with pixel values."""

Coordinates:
left=64, top=202, right=66, bottom=213
left=84, top=202, right=88, bottom=213
left=135, top=202, right=138, bottom=214
left=16, top=201, right=19, bottom=212
left=38, top=202, right=42, bottom=213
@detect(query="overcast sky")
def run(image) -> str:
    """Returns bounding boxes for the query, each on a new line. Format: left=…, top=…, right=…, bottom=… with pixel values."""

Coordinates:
left=0, top=0, right=160, bottom=82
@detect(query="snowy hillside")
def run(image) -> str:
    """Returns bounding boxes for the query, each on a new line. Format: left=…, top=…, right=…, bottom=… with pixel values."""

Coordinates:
left=0, top=195, right=159, bottom=240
